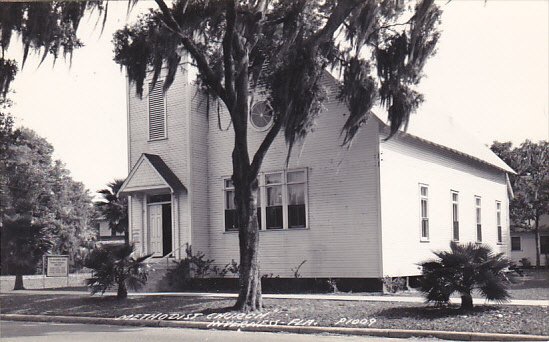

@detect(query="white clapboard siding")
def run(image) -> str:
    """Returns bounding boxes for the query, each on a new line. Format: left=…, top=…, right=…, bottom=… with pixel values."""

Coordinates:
left=378, top=133, right=510, bottom=277
left=126, top=64, right=513, bottom=279
left=127, top=65, right=193, bottom=257
left=205, top=80, right=382, bottom=278
left=188, top=85, right=211, bottom=256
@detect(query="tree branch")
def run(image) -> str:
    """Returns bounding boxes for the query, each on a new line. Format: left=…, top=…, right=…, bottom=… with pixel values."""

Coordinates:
left=365, top=19, right=413, bottom=43
left=223, top=0, right=237, bottom=111
left=250, top=114, right=284, bottom=176
left=307, top=0, right=361, bottom=48
left=154, top=0, right=227, bottom=102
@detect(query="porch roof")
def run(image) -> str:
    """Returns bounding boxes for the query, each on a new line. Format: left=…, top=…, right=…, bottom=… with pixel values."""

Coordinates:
left=118, top=153, right=185, bottom=196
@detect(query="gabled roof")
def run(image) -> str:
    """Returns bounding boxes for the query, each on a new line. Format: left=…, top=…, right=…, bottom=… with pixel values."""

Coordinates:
left=142, top=153, right=185, bottom=191
left=118, top=153, right=185, bottom=196
left=320, top=70, right=515, bottom=175
left=373, top=112, right=516, bottom=174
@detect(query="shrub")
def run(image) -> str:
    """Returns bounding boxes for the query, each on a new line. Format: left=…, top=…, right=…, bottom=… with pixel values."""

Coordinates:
left=519, top=257, right=532, bottom=268
left=85, top=244, right=151, bottom=299
left=222, top=259, right=240, bottom=277
left=418, top=241, right=511, bottom=310
left=164, top=244, right=222, bottom=290
left=326, top=278, right=338, bottom=293
left=291, top=260, right=307, bottom=278
left=383, top=276, right=407, bottom=293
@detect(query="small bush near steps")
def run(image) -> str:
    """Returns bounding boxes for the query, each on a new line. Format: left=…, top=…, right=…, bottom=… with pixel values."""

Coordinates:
left=383, top=276, right=407, bottom=293
left=85, top=244, right=152, bottom=299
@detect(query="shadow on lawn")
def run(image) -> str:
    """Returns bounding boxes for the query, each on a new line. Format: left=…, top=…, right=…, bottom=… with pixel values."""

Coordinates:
left=198, top=306, right=237, bottom=315
left=375, top=305, right=501, bottom=320
left=1, top=294, right=232, bottom=317
left=509, top=269, right=549, bottom=290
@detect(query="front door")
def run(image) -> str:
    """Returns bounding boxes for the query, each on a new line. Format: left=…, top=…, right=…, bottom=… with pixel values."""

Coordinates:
left=148, top=204, right=163, bottom=256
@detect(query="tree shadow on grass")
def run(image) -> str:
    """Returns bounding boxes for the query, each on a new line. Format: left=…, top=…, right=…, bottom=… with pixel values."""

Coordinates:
left=1, top=294, right=233, bottom=317
left=75, top=295, right=231, bottom=314
left=198, top=306, right=237, bottom=315
left=506, top=269, right=548, bottom=288
left=376, top=305, right=501, bottom=320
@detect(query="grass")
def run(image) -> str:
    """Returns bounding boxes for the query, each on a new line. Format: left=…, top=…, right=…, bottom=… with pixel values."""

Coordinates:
left=504, top=269, right=549, bottom=300
left=384, top=269, right=549, bottom=301
left=1, top=293, right=547, bottom=336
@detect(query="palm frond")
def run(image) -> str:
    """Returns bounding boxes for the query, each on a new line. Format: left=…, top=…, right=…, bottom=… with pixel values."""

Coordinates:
left=419, top=241, right=512, bottom=308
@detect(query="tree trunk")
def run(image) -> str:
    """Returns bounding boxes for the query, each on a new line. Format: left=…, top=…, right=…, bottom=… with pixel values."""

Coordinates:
left=13, top=272, right=25, bottom=290
left=234, top=177, right=262, bottom=312
left=534, top=216, right=540, bottom=268
left=460, top=293, right=473, bottom=310
left=124, top=227, right=130, bottom=246
left=117, top=280, right=128, bottom=299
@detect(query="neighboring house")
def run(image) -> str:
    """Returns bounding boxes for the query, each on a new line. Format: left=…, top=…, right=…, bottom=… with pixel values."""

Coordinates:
left=510, top=215, right=549, bottom=267
left=118, top=66, right=515, bottom=287
left=95, top=217, right=125, bottom=245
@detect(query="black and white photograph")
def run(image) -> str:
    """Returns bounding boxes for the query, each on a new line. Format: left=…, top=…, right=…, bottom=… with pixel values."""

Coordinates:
left=0, top=0, right=548, bottom=341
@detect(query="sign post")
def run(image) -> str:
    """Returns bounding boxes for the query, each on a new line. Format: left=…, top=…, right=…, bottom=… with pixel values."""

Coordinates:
left=45, top=255, right=69, bottom=287
left=42, top=255, right=46, bottom=289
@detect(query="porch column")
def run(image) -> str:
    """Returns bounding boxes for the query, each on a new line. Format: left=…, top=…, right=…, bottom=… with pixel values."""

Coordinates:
left=141, top=193, right=148, bottom=255
left=172, top=192, right=180, bottom=259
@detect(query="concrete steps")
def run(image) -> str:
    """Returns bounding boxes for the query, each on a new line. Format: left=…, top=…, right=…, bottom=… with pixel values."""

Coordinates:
left=140, top=258, right=177, bottom=292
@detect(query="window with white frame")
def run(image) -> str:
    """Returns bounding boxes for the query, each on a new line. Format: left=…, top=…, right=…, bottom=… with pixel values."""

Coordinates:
left=148, top=80, right=167, bottom=140
left=223, top=169, right=308, bottom=231
left=496, top=201, right=502, bottom=243
left=419, top=185, right=429, bottom=240
left=475, top=196, right=482, bottom=242
left=224, top=179, right=238, bottom=231
left=452, top=191, right=459, bottom=241
left=265, top=172, right=284, bottom=229
left=286, top=170, right=307, bottom=228
left=223, top=179, right=262, bottom=231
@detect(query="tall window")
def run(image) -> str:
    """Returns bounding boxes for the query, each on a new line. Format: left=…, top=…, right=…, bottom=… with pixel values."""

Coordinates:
left=224, top=169, right=308, bottom=231
left=511, top=236, right=521, bottom=251
left=452, top=191, right=459, bottom=241
left=265, top=173, right=283, bottom=229
left=475, top=196, right=482, bottom=242
left=148, top=80, right=167, bottom=140
left=287, top=170, right=306, bottom=228
left=224, top=179, right=237, bottom=231
left=496, top=201, right=502, bottom=244
left=420, top=185, right=429, bottom=240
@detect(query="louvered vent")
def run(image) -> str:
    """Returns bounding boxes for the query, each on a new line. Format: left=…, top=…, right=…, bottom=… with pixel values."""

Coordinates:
left=148, top=81, right=166, bottom=140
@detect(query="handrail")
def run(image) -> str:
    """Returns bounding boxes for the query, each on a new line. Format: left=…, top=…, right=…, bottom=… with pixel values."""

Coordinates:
left=149, top=243, right=188, bottom=269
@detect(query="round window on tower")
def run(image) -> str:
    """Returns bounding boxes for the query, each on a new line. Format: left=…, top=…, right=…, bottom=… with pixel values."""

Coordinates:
left=250, top=101, right=274, bottom=131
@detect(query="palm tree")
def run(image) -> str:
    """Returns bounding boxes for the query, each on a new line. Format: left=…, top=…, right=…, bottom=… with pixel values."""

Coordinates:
left=419, top=241, right=511, bottom=310
left=96, top=179, right=128, bottom=245
left=85, top=244, right=151, bottom=299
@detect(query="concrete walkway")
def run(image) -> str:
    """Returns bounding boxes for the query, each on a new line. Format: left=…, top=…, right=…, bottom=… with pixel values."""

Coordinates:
left=2, top=289, right=548, bottom=307
left=2, top=313, right=548, bottom=341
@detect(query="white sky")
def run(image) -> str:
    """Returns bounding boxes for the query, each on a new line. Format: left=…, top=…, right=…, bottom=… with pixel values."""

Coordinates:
left=6, top=1, right=549, bottom=196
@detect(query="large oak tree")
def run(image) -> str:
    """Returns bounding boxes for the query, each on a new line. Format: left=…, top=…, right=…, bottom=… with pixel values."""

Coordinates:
left=1, top=125, right=96, bottom=288
left=0, top=0, right=441, bottom=311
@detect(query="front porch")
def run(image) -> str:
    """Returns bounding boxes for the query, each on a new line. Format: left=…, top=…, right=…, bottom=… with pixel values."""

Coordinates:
left=118, top=153, right=188, bottom=259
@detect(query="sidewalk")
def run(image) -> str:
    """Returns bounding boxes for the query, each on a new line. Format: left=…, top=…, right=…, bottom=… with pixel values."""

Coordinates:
left=2, top=289, right=548, bottom=307
left=2, top=313, right=547, bottom=341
